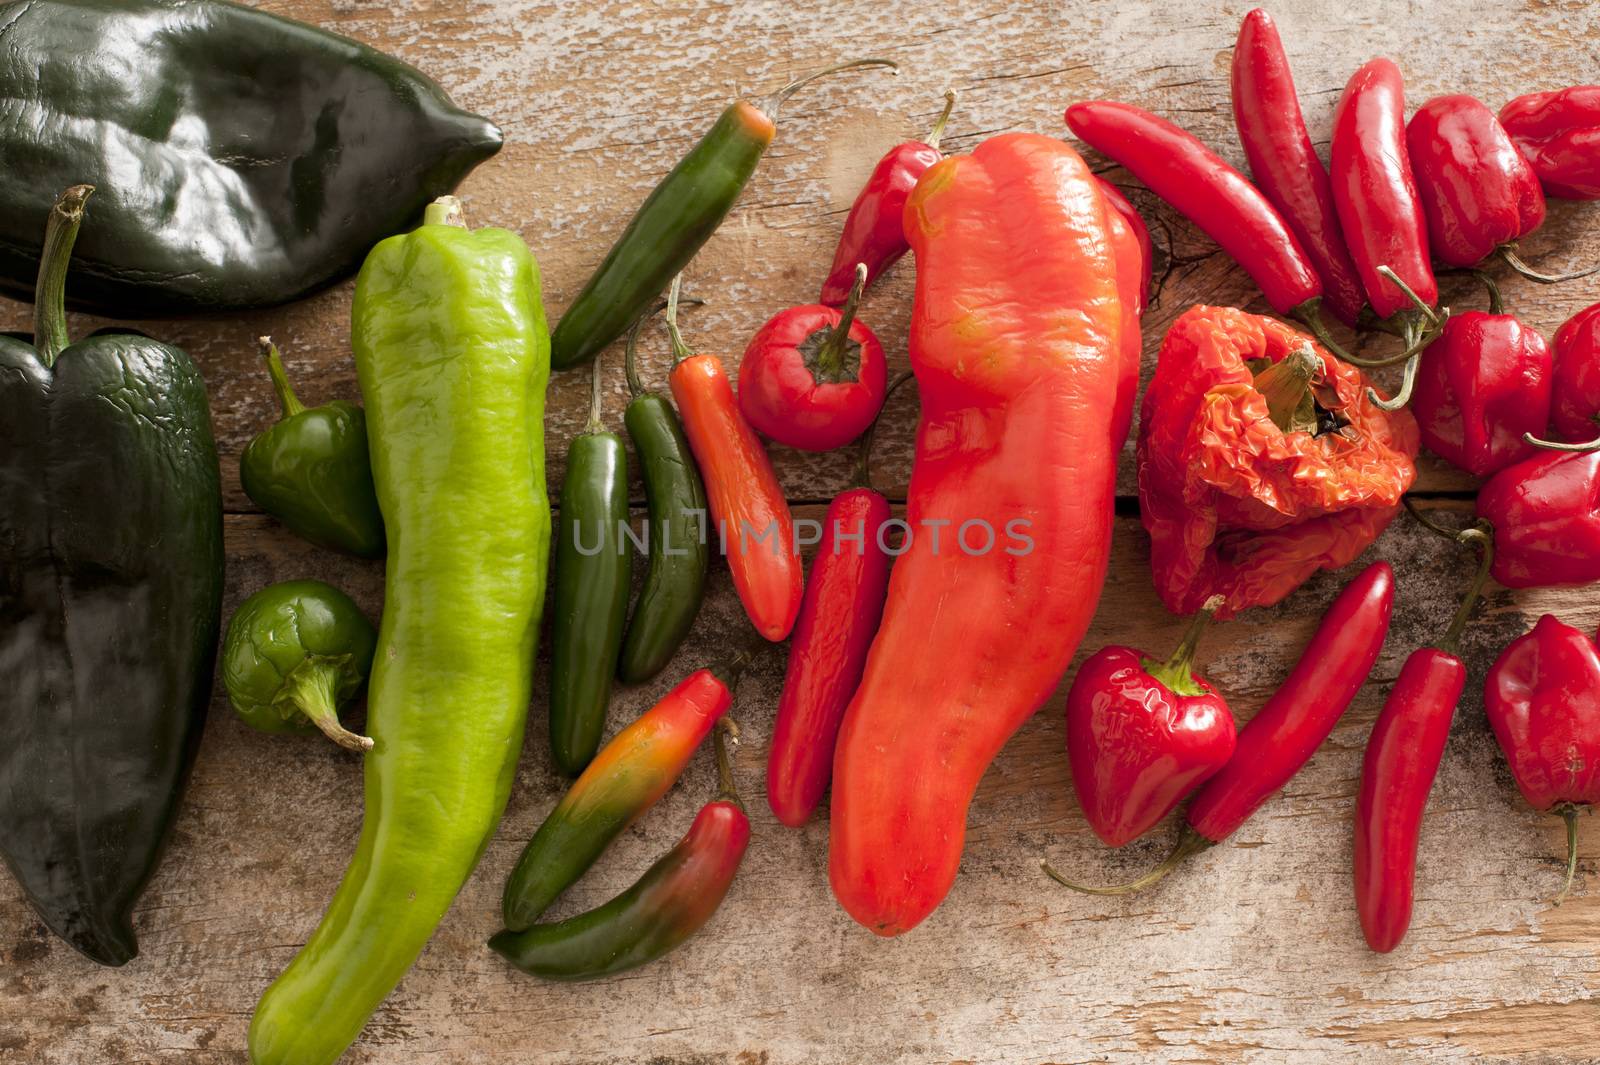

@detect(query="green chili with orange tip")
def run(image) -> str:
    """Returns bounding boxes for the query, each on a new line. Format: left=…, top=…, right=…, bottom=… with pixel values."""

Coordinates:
left=501, top=654, right=748, bottom=931
left=490, top=719, right=750, bottom=981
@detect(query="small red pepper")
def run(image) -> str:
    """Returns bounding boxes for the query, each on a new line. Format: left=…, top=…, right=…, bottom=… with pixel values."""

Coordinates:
left=666, top=278, right=804, bottom=641
left=1485, top=614, right=1600, bottom=903
left=1065, top=596, right=1235, bottom=848
left=819, top=91, right=956, bottom=306
left=1046, top=561, right=1394, bottom=894
left=1500, top=87, right=1600, bottom=200
left=1230, top=8, right=1366, bottom=326
left=1475, top=449, right=1600, bottom=589
left=737, top=264, right=888, bottom=452
left=1535, top=302, right=1600, bottom=450
left=1410, top=273, right=1551, bottom=478
left=1354, top=521, right=1491, bottom=952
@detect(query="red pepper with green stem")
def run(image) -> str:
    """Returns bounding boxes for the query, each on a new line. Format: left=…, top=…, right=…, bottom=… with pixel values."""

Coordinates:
left=820, top=91, right=956, bottom=306
left=1064, top=595, right=1236, bottom=849
left=1529, top=301, right=1600, bottom=452
left=1354, top=517, right=1492, bottom=952
left=1485, top=614, right=1600, bottom=904
left=1474, top=448, right=1600, bottom=589
left=1230, top=8, right=1366, bottom=326
left=1046, top=561, right=1394, bottom=894
left=1500, top=87, right=1600, bottom=201
left=665, top=277, right=804, bottom=642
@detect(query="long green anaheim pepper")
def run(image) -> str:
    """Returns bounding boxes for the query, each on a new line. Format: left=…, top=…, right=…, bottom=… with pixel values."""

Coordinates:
left=549, top=354, right=633, bottom=775
left=618, top=306, right=710, bottom=683
left=248, top=196, right=550, bottom=1065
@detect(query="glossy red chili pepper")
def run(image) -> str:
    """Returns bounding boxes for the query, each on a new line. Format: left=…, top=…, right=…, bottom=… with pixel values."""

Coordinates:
left=1500, top=87, right=1600, bottom=200
left=820, top=91, right=956, bottom=306
left=1230, top=8, right=1366, bottom=326
left=665, top=279, right=803, bottom=641
left=1047, top=561, right=1394, bottom=894
left=738, top=265, right=887, bottom=452
left=1065, top=597, right=1235, bottom=848
left=1096, top=178, right=1152, bottom=316
left=1537, top=302, right=1600, bottom=450
left=1475, top=449, right=1600, bottom=588
left=1411, top=273, right=1551, bottom=478
left=1330, top=60, right=1440, bottom=339
left=1353, top=522, right=1490, bottom=953
left=1485, top=614, right=1600, bottom=903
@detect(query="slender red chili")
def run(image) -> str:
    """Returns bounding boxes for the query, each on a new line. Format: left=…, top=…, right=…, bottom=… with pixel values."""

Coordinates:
left=665, top=278, right=803, bottom=642
left=1353, top=522, right=1491, bottom=953
left=1046, top=561, right=1394, bottom=894
left=819, top=91, right=956, bottom=306
left=1230, top=8, right=1366, bottom=326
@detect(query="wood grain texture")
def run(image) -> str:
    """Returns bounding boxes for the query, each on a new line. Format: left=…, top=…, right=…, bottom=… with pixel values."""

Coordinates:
left=4, top=0, right=1600, bottom=1062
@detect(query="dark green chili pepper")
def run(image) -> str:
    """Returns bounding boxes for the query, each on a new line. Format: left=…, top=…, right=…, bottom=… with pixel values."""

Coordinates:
left=221, top=580, right=378, bottom=753
left=549, top=353, right=633, bottom=774
left=490, top=718, right=750, bottom=981
left=618, top=304, right=710, bottom=684
left=549, top=58, right=896, bottom=370
left=240, top=338, right=385, bottom=559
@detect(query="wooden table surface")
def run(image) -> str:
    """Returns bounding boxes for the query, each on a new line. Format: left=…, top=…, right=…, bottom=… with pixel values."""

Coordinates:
left=5, top=1, right=1600, bottom=1062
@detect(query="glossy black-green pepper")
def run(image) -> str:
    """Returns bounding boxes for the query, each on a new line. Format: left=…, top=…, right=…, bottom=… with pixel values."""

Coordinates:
left=240, top=338, right=385, bottom=558
left=0, top=186, right=223, bottom=966
left=549, top=355, right=633, bottom=774
left=617, top=307, right=709, bottom=683
left=221, top=580, right=378, bottom=753
left=0, top=0, right=501, bottom=316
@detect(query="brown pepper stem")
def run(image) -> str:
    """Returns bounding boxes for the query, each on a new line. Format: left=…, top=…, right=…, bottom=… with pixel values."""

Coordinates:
left=925, top=90, right=957, bottom=150
left=760, top=58, right=898, bottom=117
left=1042, top=825, right=1213, bottom=896
left=1439, top=521, right=1494, bottom=656
left=1253, top=343, right=1321, bottom=431
left=713, top=716, right=743, bottom=808
left=1554, top=803, right=1582, bottom=905
left=1522, top=429, right=1600, bottom=454
left=34, top=184, right=93, bottom=368
left=1500, top=244, right=1600, bottom=285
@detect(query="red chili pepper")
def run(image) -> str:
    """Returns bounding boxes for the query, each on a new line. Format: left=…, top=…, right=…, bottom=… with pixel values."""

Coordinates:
left=1096, top=177, right=1152, bottom=316
left=1230, top=8, right=1366, bottom=326
left=1410, top=273, right=1551, bottom=478
left=1330, top=59, right=1442, bottom=353
left=1064, top=596, right=1235, bottom=848
left=1354, top=522, right=1491, bottom=952
left=1475, top=449, right=1600, bottom=589
left=1534, top=302, right=1600, bottom=450
left=737, top=264, right=888, bottom=452
left=1046, top=561, right=1394, bottom=894
left=665, top=278, right=803, bottom=641
left=819, top=91, right=956, bottom=306
left=1485, top=614, right=1600, bottom=903
left=1500, top=87, right=1600, bottom=200
left=1098, top=177, right=1149, bottom=447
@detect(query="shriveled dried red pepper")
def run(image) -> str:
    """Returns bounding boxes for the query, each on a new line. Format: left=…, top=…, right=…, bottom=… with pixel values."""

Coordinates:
left=1138, top=305, right=1419, bottom=618
left=1486, top=614, right=1600, bottom=903
left=820, top=91, right=956, bottom=306
left=1534, top=301, right=1600, bottom=451
left=1410, top=272, right=1551, bottom=478
left=1475, top=449, right=1600, bottom=588
left=1500, top=87, right=1600, bottom=200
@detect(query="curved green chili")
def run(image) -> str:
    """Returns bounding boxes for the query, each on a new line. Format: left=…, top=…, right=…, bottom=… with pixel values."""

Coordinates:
left=549, top=353, right=633, bottom=774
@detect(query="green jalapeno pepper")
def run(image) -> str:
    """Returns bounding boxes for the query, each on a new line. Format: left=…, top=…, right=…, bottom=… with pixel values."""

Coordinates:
left=221, top=580, right=377, bottom=752
left=502, top=656, right=746, bottom=931
left=549, top=58, right=895, bottom=370
left=549, top=354, right=633, bottom=774
left=240, top=338, right=385, bottom=559
left=618, top=306, right=710, bottom=684
left=490, top=719, right=750, bottom=981
left=249, top=196, right=550, bottom=1065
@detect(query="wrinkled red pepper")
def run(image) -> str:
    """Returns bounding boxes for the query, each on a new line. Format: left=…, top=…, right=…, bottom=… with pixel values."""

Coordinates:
left=1485, top=614, right=1600, bottom=903
left=1476, top=449, right=1600, bottom=588
left=1138, top=305, right=1419, bottom=617
left=1500, top=87, right=1600, bottom=200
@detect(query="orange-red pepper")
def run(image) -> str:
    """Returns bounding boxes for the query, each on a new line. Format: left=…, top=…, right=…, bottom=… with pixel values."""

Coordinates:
left=829, top=132, right=1128, bottom=936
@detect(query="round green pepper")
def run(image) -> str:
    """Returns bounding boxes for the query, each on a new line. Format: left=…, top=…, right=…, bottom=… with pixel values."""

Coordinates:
left=221, top=580, right=377, bottom=753
left=240, top=337, right=385, bottom=559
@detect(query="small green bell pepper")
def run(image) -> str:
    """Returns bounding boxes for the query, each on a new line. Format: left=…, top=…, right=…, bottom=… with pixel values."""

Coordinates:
left=240, top=338, right=385, bottom=559
left=221, top=580, right=378, bottom=753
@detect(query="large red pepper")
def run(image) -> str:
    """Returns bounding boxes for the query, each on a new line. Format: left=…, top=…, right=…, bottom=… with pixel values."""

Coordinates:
left=1475, top=449, right=1600, bottom=588
left=1500, top=87, right=1600, bottom=200
left=819, top=91, right=956, bottom=306
left=1410, top=273, right=1551, bottom=478
left=1537, top=302, right=1600, bottom=450
left=666, top=279, right=803, bottom=641
left=1485, top=614, right=1600, bottom=903
left=1230, top=8, right=1366, bottom=326
left=1048, top=561, right=1395, bottom=894
left=1138, top=305, right=1418, bottom=618
left=830, top=132, right=1128, bottom=936
left=1354, top=521, right=1491, bottom=952
left=1065, top=597, right=1235, bottom=848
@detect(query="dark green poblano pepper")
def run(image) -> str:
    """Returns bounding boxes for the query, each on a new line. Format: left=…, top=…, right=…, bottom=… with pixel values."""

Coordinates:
left=222, top=580, right=378, bottom=753
left=240, top=338, right=385, bottom=558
